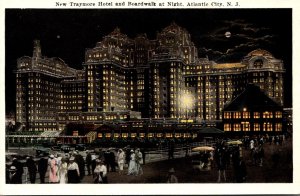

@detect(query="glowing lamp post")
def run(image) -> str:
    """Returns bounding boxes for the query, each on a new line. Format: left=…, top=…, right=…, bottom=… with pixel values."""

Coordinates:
left=181, top=93, right=193, bottom=123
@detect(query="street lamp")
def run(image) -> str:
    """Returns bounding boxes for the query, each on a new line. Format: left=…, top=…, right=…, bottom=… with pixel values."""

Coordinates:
left=181, top=92, right=193, bottom=122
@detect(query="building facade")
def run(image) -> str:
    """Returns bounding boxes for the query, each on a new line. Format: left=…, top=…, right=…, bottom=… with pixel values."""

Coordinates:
left=222, top=84, right=283, bottom=134
left=15, top=23, right=285, bottom=134
left=189, top=49, right=285, bottom=122
left=16, top=40, right=83, bottom=132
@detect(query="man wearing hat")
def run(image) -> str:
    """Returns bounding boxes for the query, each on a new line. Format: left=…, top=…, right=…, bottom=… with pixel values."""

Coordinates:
left=26, top=156, right=37, bottom=184
left=125, top=147, right=131, bottom=167
left=38, top=153, right=49, bottom=183
left=8, top=166, right=18, bottom=184
left=104, top=149, right=111, bottom=172
left=85, top=150, right=92, bottom=175
left=109, top=148, right=116, bottom=172
left=65, top=153, right=70, bottom=159
left=74, top=151, right=85, bottom=181
left=11, top=157, right=23, bottom=184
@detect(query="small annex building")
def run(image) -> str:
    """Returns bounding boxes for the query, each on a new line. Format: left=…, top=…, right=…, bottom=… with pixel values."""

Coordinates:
left=222, top=84, right=283, bottom=135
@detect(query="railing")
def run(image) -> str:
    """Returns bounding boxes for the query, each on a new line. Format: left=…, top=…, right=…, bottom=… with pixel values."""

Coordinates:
left=10, top=141, right=216, bottom=184
left=142, top=141, right=216, bottom=163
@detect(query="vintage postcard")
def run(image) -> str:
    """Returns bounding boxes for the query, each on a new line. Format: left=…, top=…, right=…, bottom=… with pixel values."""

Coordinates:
left=1, top=0, right=299, bottom=195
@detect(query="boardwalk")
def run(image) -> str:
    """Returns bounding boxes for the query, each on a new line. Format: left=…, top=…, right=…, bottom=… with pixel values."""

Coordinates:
left=7, top=138, right=292, bottom=184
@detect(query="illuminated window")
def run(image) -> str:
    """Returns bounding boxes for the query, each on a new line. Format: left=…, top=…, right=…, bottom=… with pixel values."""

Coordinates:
left=233, top=124, right=241, bottom=131
left=254, top=123, right=260, bottom=131
left=275, top=111, right=282, bottom=118
left=224, top=123, right=231, bottom=131
left=148, top=133, right=154, bottom=138
left=242, top=112, right=250, bottom=119
left=275, top=123, right=282, bottom=131
left=242, top=122, right=250, bottom=131
left=183, top=133, right=191, bottom=138
left=233, top=112, right=241, bottom=119
left=122, top=133, right=128, bottom=138
left=254, top=112, right=260, bottom=119
left=139, top=133, right=145, bottom=138
left=105, top=133, right=111, bottom=138
left=192, top=133, right=197, bottom=138
left=263, top=111, right=273, bottom=118
left=97, top=133, right=103, bottom=138
left=114, top=133, right=120, bottom=138
left=175, top=133, right=182, bottom=138
left=166, top=133, right=172, bottom=138
left=131, top=133, right=137, bottom=138
left=263, top=122, right=273, bottom=131
left=224, top=112, right=231, bottom=119
left=156, top=133, right=163, bottom=138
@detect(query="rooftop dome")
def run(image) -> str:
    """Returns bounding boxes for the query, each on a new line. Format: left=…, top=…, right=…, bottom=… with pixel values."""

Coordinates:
left=162, top=22, right=186, bottom=34
left=246, top=49, right=273, bottom=57
left=107, top=27, right=128, bottom=39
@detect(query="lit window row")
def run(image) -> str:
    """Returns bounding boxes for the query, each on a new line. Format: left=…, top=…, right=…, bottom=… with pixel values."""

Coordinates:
left=224, top=122, right=282, bottom=132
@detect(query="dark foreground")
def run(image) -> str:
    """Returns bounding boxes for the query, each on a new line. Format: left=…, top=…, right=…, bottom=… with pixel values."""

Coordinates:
left=82, top=138, right=292, bottom=183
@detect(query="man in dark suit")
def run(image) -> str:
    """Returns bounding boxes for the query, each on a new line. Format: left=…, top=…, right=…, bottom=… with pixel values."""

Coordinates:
left=75, top=152, right=85, bottom=181
left=26, top=156, right=37, bottom=184
left=8, top=166, right=19, bottom=184
left=38, top=153, right=48, bottom=183
left=109, top=149, right=116, bottom=172
left=104, top=149, right=111, bottom=172
left=11, top=157, right=24, bottom=184
left=85, top=150, right=92, bottom=175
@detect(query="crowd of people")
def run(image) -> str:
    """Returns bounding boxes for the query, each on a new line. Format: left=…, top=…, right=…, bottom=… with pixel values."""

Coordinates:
left=6, top=146, right=145, bottom=184
left=6, top=134, right=290, bottom=184
left=213, top=140, right=247, bottom=183
left=209, top=134, right=288, bottom=183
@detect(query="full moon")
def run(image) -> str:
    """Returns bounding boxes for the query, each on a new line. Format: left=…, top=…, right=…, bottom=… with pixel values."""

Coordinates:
left=225, top=31, right=231, bottom=38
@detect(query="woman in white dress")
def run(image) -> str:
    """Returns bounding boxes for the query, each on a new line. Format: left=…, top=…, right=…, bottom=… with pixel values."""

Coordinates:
left=59, top=158, right=68, bottom=184
left=127, top=150, right=137, bottom=175
left=117, top=149, right=125, bottom=174
left=67, top=156, right=80, bottom=183
left=94, top=159, right=107, bottom=183
left=55, top=154, right=62, bottom=182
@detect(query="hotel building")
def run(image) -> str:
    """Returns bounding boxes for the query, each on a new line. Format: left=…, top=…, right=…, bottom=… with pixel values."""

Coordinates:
left=15, top=23, right=285, bottom=136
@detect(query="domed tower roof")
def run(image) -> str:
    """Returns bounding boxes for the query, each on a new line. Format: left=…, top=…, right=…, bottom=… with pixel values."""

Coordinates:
left=246, top=49, right=273, bottom=57
left=162, top=22, right=187, bottom=34
left=107, top=27, right=129, bottom=39
left=109, top=27, right=121, bottom=35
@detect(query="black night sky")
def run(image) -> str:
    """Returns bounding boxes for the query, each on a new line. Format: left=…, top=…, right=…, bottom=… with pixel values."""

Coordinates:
left=5, top=9, right=292, bottom=114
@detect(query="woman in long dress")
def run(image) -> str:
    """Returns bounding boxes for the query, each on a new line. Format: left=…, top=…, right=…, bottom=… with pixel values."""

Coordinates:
left=94, top=159, right=108, bottom=183
left=127, top=150, right=137, bottom=175
left=55, top=154, right=62, bottom=182
left=49, top=155, right=58, bottom=183
left=59, top=158, right=68, bottom=184
left=67, top=157, right=80, bottom=183
left=117, top=149, right=125, bottom=174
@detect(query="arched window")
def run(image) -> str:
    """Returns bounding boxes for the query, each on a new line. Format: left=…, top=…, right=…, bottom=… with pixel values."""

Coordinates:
left=253, top=59, right=264, bottom=68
